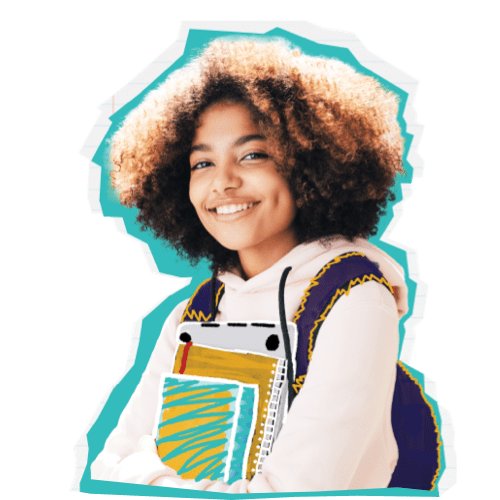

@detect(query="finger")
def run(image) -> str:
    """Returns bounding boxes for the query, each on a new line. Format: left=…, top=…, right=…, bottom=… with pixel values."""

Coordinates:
left=135, top=434, right=158, bottom=453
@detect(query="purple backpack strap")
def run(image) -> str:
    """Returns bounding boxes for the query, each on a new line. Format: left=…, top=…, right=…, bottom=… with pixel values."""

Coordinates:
left=178, top=253, right=442, bottom=490
left=292, top=251, right=392, bottom=392
left=293, top=251, right=442, bottom=491
left=181, top=277, right=225, bottom=323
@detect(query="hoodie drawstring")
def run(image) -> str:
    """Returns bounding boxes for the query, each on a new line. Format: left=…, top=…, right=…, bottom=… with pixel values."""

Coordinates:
left=210, top=266, right=296, bottom=411
left=279, top=266, right=296, bottom=411
left=210, top=272, right=219, bottom=321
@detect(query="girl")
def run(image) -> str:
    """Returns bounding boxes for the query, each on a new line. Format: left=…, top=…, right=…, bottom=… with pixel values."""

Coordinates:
left=91, top=40, right=413, bottom=493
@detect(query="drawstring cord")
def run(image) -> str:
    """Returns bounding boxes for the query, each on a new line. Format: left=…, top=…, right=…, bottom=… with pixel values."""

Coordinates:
left=279, top=266, right=296, bottom=411
left=210, top=266, right=296, bottom=410
left=210, top=272, right=218, bottom=321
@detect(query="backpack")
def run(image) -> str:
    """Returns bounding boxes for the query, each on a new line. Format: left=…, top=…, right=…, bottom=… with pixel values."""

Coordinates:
left=181, top=251, right=442, bottom=491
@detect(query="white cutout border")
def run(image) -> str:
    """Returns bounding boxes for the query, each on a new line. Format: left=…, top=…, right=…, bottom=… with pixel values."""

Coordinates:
left=74, top=20, right=457, bottom=495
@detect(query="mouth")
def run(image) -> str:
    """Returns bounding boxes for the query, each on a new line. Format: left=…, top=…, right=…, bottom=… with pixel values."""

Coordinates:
left=208, top=201, right=261, bottom=216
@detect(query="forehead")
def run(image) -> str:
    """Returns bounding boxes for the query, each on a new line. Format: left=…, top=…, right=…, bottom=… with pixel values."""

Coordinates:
left=192, top=102, right=261, bottom=146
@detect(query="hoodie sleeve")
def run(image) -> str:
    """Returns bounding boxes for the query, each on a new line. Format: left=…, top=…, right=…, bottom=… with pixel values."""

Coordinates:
left=250, top=280, right=400, bottom=492
left=152, top=280, right=400, bottom=493
left=90, top=299, right=189, bottom=484
left=93, top=281, right=399, bottom=492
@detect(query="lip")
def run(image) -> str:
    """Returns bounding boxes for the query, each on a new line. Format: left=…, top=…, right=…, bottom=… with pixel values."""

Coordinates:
left=206, top=200, right=261, bottom=221
left=206, top=198, right=261, bottom=211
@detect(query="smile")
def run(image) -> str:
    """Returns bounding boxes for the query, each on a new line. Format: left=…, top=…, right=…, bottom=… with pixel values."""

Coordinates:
left=209, top=201, right=260, bottom=215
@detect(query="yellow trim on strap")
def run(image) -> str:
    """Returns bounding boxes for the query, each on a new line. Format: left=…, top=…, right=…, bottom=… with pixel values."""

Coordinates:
left=306, top=273, right=393, bottom=361
left=180, top=278, right=211, bottom=322
left=293, top=252, right=367, bottom=324
left=180, top=279, right=225, bottom=323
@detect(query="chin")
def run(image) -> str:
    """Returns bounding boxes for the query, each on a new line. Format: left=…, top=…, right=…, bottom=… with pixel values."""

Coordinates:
left=210, top=230, right=258, bottom=252
left=217, top=240, right=254, bottom=252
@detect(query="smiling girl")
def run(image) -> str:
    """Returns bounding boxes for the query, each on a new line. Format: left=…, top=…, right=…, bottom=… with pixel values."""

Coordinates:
left=90, top=40, right=425, bottom=493
left=189, top=102, right=298, bottom=279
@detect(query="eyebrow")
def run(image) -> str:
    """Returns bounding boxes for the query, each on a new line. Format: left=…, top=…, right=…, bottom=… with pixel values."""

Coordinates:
left=190, top=134, right=266, bottom=155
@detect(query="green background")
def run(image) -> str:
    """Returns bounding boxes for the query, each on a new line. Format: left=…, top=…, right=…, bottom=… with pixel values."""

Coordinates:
left=1, top=1, right=498, bottom=500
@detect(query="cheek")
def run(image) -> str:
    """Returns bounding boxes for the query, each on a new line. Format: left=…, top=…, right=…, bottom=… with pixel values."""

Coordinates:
left=189, top=179, right=203, bottom=213
left=281, top=189, right=298, bottom=227
left=271, top=180, right=297, bottom=219
left=284, top=195, right=298, bottom=224
left=189, top=178, right=212, bottom=233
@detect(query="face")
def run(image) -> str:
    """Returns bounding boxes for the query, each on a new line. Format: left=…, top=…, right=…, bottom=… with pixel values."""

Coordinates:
left=189, top=101, right=298, bottom=261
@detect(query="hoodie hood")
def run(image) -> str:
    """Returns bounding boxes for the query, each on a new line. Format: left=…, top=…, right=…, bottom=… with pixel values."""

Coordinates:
left=219, top=236, right=408, bottom=319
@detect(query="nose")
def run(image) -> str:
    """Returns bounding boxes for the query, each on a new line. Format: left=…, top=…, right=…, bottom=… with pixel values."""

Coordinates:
left=210, top=161, right=242, bottom=193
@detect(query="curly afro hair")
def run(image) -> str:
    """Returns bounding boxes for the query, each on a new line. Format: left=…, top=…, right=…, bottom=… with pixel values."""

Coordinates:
left=111, top=40, right=404, bottom=273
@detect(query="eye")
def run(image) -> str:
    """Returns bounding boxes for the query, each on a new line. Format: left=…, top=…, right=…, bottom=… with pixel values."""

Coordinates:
left=191, top=161, right=213, bottom=171
left=242, top=152, right=269, bottom=161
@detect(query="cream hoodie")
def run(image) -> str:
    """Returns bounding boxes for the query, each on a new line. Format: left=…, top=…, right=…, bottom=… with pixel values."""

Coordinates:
left=91, top=237, right=408, bottom=493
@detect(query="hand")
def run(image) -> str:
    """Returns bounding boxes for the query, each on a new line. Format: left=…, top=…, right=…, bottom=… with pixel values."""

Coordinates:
left=134, top=434, right=159, bottom=455
left=134, top=434, right=179, bottom=486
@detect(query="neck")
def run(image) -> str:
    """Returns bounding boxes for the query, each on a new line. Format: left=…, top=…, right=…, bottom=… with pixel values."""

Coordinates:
left=237, top=229, right=299, bottom=279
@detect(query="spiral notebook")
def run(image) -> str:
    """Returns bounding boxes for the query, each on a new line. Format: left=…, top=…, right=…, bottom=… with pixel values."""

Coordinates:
left=154, top=321, right=296, bottom=484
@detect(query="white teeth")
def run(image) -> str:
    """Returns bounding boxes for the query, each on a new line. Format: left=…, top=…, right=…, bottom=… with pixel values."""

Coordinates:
left=215, top=202, right=256, bottom=215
